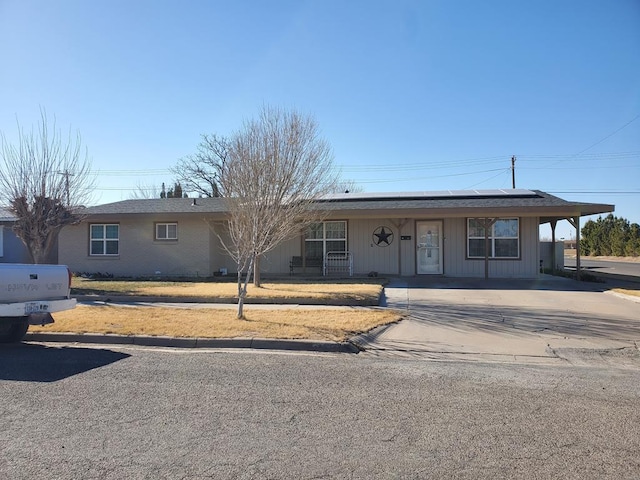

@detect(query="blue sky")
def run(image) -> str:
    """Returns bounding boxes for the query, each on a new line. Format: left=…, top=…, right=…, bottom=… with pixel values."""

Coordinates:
left=1, top=0, right=638, bottom=240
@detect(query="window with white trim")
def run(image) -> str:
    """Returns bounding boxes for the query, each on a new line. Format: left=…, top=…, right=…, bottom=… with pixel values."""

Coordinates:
left=156, top=223, right=178, bottom=240
left=305, top=221, right=347, bottom=262
left=90, top=224, right=119, bottom=255
left=467, top=218, right=519, bottom=258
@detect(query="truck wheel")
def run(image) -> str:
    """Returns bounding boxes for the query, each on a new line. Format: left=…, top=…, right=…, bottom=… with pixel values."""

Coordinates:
left=0, top=317, right=30, bottom=343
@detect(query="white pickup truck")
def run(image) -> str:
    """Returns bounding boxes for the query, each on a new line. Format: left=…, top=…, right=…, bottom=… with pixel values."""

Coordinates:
left=0, top=264, right=77, bottom=342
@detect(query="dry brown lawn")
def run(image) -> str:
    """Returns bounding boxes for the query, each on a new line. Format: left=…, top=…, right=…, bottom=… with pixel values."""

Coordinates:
left=30, top=305, right=401, bottom=342
left=612, top=288, right=640, bottom=298
left=72, top=278, right=383, bottom=303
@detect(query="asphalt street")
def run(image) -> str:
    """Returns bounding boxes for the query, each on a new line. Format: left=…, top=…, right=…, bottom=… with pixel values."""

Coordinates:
left=564, top=256, right=640, bottom=279
left=1, top=343, right=639, bottom=479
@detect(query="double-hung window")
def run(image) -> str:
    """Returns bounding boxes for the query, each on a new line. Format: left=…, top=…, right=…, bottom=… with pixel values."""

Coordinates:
left=156, top=223, right=178, bottom=240
left=90, top=224, right=119, bottom=256
left=305, top=221, right=347, bottom=262
left=467, top=218, right=519, bottom=259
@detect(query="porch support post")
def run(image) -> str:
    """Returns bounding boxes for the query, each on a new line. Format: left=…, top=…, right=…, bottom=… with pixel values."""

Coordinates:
left=484, top=222, right=490, bottom=280
left=567, top=216, right=581, bottom=281
left=477, top=218, right=497, bottom=280
left=391, top=219, right=409, bottom=276
left=550, top=219, right=558, bottom=274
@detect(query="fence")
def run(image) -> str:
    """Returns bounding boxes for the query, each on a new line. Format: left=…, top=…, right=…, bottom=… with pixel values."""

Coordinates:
left=324, top=251, right=353, bottom=277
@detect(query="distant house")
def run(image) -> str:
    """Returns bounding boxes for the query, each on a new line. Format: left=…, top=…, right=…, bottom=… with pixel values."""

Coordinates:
left=0, top=210, right=31, bottom=264
left=57, top=189, right=613, bottom=279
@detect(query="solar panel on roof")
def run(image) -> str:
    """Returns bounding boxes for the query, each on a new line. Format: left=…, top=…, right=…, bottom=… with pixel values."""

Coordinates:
left=475, top=189, right=535, bottom=196
left=322, top=189, right=536, bottom=201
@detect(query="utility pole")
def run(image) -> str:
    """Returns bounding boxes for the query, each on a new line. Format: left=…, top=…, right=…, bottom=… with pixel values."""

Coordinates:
left=511, top=155, right=516, bottom=189
left=58, top=170, right=73, bottom=206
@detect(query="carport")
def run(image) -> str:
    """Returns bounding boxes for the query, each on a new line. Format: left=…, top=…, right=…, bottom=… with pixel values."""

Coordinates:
left=539, top=200, right=614, bottom=280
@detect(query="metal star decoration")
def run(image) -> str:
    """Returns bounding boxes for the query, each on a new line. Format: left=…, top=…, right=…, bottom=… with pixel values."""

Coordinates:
left=373, top=226, right=394, bottom=246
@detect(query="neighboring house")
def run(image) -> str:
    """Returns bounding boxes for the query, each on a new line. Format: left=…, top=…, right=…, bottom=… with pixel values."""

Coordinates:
left=57, top=189, right=614, bottom=278
left=0, top=209, right=31, bottom=264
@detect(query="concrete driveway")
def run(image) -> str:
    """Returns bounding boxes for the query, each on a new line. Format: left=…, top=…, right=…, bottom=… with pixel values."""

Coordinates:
left=354, top=276, right=640, bottom=366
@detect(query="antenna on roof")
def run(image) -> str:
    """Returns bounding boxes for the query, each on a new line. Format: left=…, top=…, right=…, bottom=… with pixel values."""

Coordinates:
left=511, top=156, right=516, bottom=189
left=191, top=199, right=197, bottom=206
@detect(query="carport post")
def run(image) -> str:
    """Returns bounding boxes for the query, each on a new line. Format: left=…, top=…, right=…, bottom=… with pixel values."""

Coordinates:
left=550, top=219, right=557, bottom=274
left=575, top=216, right=581, bottom=281
left=567, top=216, right=581, bottom=281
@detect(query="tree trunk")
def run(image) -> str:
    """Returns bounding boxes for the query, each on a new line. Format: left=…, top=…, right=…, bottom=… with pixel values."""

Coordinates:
left=17, top=225, right=58, bottom=264
left=236, top=261, right=243, bottom=316
left=253, top=254, right=262, bottom=287
left=236, top=256, right=254, bottom=319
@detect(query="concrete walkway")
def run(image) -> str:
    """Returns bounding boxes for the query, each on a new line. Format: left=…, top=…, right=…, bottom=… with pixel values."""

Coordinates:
left=353, top=276, right=640, bottom=366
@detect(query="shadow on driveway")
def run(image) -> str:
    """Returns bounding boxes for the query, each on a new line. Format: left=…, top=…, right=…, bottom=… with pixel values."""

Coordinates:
left=386, top=276, right=610, bottom=292
left=405, top=302, right=640, bottom=341
left=377, top=276, right=640, bottom=349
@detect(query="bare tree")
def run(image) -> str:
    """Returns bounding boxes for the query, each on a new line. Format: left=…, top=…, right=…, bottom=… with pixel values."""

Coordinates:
left=129, top=180, right=163, bottom=199
left=0, top=111, right=94, bottom=263
left=218, top=106, right=339, bottom=318
left=171, top=134, right=229, bottom=197
left=333, top=179, right=364, bottom=194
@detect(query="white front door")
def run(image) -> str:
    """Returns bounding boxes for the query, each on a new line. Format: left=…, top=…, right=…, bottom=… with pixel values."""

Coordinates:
left=416, top=221, right=443, bottom=274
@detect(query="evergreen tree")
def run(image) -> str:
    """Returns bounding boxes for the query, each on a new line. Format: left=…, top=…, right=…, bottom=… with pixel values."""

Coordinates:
left=581, top=214, right=640, bottom=257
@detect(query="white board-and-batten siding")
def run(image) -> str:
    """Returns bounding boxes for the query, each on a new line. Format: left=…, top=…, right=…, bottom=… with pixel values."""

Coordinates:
left=249, top=216, right=541, bottom=278
left=442, top=216, right=539, bottom=278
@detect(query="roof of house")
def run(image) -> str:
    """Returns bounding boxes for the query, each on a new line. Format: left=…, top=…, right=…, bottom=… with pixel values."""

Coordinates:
left=81, top=197, right=227, bottom=215
left=317, top=189, right=614, bottom=220
left=0, top=209, right=16, bottom=222
left=80, top=189, right=614, bottom=221
left=323, top=188, right=538, bottom=201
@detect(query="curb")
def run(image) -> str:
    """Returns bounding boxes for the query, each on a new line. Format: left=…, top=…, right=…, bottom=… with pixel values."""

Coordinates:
left=563, top=268, right=640, bottom=285
left=73, top=295, right=379, bottom=307
left=23, top=332, right=360, bottom=353
left=607, top=290, right=640, bottom=303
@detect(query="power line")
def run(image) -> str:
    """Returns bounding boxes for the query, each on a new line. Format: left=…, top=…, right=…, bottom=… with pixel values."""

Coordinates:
left=546, top=113, right=640, bottom=167
left=574, top=114, right=640, bottom=156
left=342, top=168, right=509, bottom=184
left=520, top=164, right=640, bottom=170
left=338, top=156, right=507, bottom=172
left=518, top=151, right=640, bottom=159
left=94, top=169, right=171, bottom=176
left=464, top=169, right=510, bottom=189
left=88, top=150, right=640, bottom=177
left=90, top=167, right=512, bottom=190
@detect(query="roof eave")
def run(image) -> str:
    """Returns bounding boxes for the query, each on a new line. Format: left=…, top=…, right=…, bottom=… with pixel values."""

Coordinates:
left=322, top=204, right=616, bottom=219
